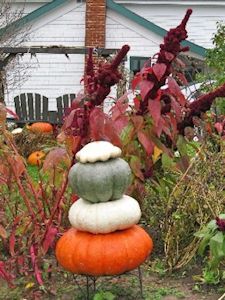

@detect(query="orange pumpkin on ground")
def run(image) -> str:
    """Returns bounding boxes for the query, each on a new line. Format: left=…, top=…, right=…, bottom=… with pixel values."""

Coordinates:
left=28, top=122, right=53, bottom=134
left=27, top=151, right=45, bottom=166
left=55, top=225, right=153, bottom=276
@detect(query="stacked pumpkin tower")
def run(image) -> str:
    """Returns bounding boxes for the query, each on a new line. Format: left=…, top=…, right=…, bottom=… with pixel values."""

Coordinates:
left=56, top=141, right=153, bottom=276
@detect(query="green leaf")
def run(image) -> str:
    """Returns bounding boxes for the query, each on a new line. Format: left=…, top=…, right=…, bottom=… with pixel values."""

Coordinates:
left=197, top=232, right=215, bottom=256
left=203, top=268, right=221, bottom=284
left=176, top=135, right=188, bottom=156
left=207, top=220, right=218, bottom=230
left=93, top=291, right=116, bottom=300
left=195, top=220, right=218, bottom=256
left=219, top=214, right=225, bottom=219
left=130, top=155, right=144, bottom=181
left=161, top=153, right=175, bottom=170
left=186, top=141, right=200, bottom=157
left=120, top=123, right=133, bottom=146
left=209, top=231, right=225, bottom=260
left=195, top=220, right=217, bottom=238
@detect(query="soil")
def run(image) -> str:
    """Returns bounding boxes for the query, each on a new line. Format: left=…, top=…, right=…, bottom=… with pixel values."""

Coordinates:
left=0, top=262, right=222, bottom=300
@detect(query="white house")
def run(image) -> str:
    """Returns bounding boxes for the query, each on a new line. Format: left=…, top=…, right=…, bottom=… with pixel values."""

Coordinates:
left=2, top=0, right=225, bottom=112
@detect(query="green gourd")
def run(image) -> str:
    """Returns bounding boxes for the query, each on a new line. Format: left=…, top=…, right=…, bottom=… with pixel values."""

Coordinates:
left=68, top=158, right=131, bottom=203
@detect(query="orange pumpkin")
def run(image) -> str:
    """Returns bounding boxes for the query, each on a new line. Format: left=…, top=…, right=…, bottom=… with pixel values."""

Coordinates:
left=55, top=225, right=153, bottom=276
left=29, top=122, right=53, bottom=134
left=27, top=151, right=45, bottom=166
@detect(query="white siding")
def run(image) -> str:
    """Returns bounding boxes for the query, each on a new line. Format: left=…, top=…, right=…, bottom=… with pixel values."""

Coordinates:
left=120, top=4, right=225, bottom=48
left=6, top=1, right=225, bottom=113
left=106, top=9, right=163, bottom=67
left=5, top=0, right=86, bottom=111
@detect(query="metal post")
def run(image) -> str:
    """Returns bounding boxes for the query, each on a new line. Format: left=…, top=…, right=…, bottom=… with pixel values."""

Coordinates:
left=138, top=266, right=144, bottom=298
left=75, top=266, right=144, bottom=299
left=86, top=276, right=90, bottom=300
left=93, top=277, right=96, bottom=293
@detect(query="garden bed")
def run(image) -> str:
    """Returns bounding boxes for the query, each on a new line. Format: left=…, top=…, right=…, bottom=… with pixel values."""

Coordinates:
left=0, top=261, right=221, bottom=299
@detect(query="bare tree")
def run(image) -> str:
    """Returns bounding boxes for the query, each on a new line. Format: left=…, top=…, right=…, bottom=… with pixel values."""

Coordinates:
left=0, top=0, right=30, bottom=103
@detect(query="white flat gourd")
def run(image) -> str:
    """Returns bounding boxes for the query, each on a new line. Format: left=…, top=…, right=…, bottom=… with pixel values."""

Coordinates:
left=68, top=195, right=141, bottom=234
left=75, top=141, right=121, bottom=163
left=11, top=128, right=23, bottom=134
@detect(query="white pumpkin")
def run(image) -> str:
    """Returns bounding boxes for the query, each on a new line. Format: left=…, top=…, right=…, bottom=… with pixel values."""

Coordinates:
left=11, top=128, right=23, bottom=134
left=75, top=141, right=121, bottom=163
left=68, top=195, right=141, bottom=234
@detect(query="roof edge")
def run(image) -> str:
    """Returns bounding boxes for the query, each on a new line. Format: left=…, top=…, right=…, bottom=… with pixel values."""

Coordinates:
left=0, top=0, right=69, bottom=38
left=107, top=0, right=206, bottom=57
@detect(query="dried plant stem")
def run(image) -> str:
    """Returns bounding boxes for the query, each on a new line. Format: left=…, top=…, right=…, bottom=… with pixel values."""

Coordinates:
left=165, top=143, right=205, bottom=215
left=38, top=175, right=51, bottom=216
left=163, top=140, right=225, bottom=270
left=44, top=156, right=74, bottom=233
left=4, top=131, right=45, bottom=216
left=47, top=173, right=69, bottom=227
left=218, top=293, right=225, bottom=300
left=5, top=154, right=37, bottom=223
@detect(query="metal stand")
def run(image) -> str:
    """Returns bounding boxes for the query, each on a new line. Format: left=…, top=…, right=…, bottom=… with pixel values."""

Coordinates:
left=73, top=265, right=144, bottom=300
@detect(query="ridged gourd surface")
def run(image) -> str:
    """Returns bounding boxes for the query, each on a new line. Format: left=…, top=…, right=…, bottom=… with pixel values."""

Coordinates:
left=55, top=225, right=153, bottom=276
left=68, top=195, right=141, bottom=234
left=68, top=158, right=131, bottom=203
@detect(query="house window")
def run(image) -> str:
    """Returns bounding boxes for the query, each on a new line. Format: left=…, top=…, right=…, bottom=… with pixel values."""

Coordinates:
left=130, top=56, right=150, bottom=75
left=184, top=67, right=203, bottom=83
left=130, top=55, right=204, bottom=86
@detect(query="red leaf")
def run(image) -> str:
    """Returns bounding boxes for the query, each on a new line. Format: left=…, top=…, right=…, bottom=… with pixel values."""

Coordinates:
left=167, top=77, right=180, bottom=94
left=132, top=73, right=142, bottom=90
left=130, top=156, right=144, bottom=181
left=103, top=118, right=122, bottom=147
left=155, top=117, right=164, bottom=137
left=113, top=115, right=129, bottom=135
left=171, top=97, right=182, bottom=120
left=30, top=245, right=43, bottom=286
left=71, top=194, right=79, bottom=203
left=17, top=256, right=25, bottom=275
left=162, top=117, right=172, bottom=138
left=42, top=226, right=58, bottom=255
left=6, top=108, right=19, bottom=120
left=0, top=261, right=14, bottom=287
left=137, top=131, right=154, bottom=156
left=148, top=98, right=161, bottom=126
left=0, top=225, right=7, bottom=239
left=0, top=164, right=10, bottom=182
left=8, top=155, right=25, bottom=178
left=131, top=115, right=144, bottom=131
left=152, top=63, right=167, bottom=81
left=89, top=108, right=121, bottom=147
left=139, top=80, right=154, bottom=101
left=140, top=66, right=153, bottom=77
left=134, top=96, right=141, bottom=110
left=215, top=122, right=223, bottom=134
left=167, top=77, right=186, bottom=106
left=110, top=92, right=129, bottom=121
left=9, top=216, right=22, bottom=256
left=42, top=148, right=70, bottom=171
left=70, top=93, right=84, bottom=110
left=9, top=231, right=16, bottom=256
left=168, top=113, right=178, bottom=141
left=89, top=108, right=105, bottom=140
left=63, top=109, right=77, bottom=129
left=70, top=136, right=82, bottom=154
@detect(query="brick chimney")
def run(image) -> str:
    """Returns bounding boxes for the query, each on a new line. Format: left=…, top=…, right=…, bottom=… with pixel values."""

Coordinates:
left=85, top=0, right=106, bottom=48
